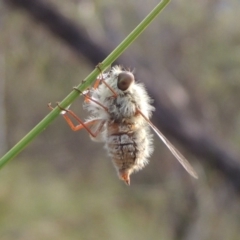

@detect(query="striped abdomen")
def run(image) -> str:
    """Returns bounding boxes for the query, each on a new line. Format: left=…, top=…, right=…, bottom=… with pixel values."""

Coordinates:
left=106, top=121, right=153, bottom=184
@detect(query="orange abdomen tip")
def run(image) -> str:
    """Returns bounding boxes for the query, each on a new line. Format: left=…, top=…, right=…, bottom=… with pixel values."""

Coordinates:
left=119, top=170, right=131, bottom=186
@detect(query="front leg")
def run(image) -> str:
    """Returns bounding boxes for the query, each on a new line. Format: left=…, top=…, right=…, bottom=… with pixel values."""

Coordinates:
left=48, top=103, right=105, bottom=138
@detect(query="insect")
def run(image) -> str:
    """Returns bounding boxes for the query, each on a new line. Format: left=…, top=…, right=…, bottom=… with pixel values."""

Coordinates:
left=50, top=65, right=198, bottom=185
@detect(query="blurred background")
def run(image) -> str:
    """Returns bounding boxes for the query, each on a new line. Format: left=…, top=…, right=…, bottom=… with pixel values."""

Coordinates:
left=1, top=0, right=240, bottom=239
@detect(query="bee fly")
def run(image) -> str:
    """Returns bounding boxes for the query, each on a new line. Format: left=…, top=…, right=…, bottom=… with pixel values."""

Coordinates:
left=50, top=66, right=198, bottom=185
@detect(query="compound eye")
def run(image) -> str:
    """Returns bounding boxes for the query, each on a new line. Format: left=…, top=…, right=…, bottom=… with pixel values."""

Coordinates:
left=117, top=72, right=134, bottom=91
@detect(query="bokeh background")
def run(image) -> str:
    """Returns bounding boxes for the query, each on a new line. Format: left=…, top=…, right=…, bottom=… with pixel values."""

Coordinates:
left=1, top=0, right=240, bottom=239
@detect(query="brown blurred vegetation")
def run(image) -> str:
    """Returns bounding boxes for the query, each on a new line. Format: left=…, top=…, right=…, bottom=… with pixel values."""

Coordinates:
left=1, top=0, right=240, bottom=239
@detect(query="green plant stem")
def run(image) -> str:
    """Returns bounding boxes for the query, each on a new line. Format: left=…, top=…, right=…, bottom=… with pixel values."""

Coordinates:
left=0, top=0, right=170, bottom=169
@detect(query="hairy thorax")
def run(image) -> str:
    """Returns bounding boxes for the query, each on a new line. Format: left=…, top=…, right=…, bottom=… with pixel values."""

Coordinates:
left=105, top=93, right=138, bottom=121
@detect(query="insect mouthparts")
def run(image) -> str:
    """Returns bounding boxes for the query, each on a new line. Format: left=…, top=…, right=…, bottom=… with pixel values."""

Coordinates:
left=117, top=72, right=135, bottom=91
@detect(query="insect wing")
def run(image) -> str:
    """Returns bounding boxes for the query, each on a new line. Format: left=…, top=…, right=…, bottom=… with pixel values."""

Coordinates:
left=150, top=121, right=198, bottom=178
left=138, top=110, right=198, bottom=178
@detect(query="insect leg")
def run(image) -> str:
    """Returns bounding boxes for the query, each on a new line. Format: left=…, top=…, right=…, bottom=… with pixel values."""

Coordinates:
left=93, top=77, right=101, bottom=89
left=48, top=103, right=105, bottom=138
left=73, top=88, right=108, bottom=111
left=96, top=64, right=118, bottom=98
left=82, top=78, right=102, bottom=103
left=83, top=64, right=116, bottom=103
left=82, top=64, right=117, bottom=100
left=101, top=80, right=118, bottom=98
left=83, top=79, right=117, bottom=101
left=78, top=64, right=104, bottom=103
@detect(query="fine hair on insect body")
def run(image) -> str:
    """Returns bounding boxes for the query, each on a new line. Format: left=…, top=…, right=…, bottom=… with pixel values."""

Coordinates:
left=50, top=65, right=198, bottom=185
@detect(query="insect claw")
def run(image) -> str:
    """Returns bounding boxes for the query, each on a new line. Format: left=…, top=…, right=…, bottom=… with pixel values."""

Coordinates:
left=48, top=102, right=69, bottom=115
left=55, top=102, right=70, bottom=115
left=73, top=87, right=82, bottom=94
left=96, top=62, right=103, bottom=72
